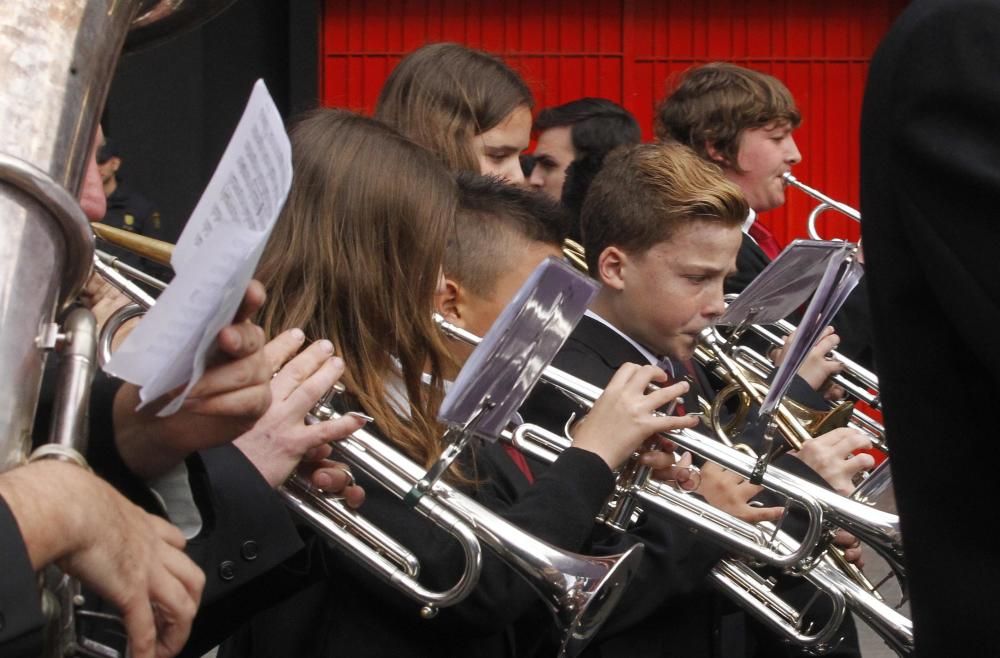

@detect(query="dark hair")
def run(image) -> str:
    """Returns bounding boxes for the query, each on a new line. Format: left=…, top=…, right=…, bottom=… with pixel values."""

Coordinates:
left=375, top=43, right=534, bottom=173
left=256, top=109, right=457, bottom=474
left=559, top=152, right=607, bottom=241
left=582, top=142, right=748, bottom=277
left=446, top=172, right=570, bottom=296
left=654, top=62, right=801, bottom=168
left=534, top=97, right=641, bottom=162
left=96, top=137, right=120, bottom=164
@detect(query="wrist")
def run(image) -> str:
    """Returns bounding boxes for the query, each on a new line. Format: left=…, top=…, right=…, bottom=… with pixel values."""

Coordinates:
left=113, top=384, right=190, bottom=479
left=0, top=461, right=96, bottom=569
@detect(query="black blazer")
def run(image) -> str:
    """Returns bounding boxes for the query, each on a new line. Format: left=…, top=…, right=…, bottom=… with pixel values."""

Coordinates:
left=0, top=499, right=48, bottom=657
left=26, top=351, right=307, bottom=657
left=221, top=421, right=622, bottom=658
left=861, top=1, right=1000, bottom=655
left=519, top=316, right=858, bottom=657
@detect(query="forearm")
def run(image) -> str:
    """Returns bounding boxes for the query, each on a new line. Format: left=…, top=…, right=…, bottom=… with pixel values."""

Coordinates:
left=0, top=462, right=87, bottom=570
left=113, top=383, right=192, bottom=480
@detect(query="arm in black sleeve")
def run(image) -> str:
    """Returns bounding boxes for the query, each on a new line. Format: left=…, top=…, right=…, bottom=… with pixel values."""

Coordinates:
left=0, top=497, right=46, bottom=657
left=179, top=444, right=307, bottom=655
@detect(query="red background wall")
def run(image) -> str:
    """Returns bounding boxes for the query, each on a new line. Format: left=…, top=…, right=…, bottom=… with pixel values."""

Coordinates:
left=319, top=0, right=907, bottom=247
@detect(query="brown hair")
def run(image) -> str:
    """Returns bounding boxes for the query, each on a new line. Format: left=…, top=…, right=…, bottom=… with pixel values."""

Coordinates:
left=581, top=142, right=748, bottom=276
left=654, top=62, right=801, bottom=168
left=446, top=173, right=570, bottom=297
left=375, top=43, right=534, bottom=173
left=256, top=109, right=457, bottom=472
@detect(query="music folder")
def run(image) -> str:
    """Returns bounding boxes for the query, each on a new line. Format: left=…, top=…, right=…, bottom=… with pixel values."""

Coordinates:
left=438, top=256, right=599, bottom=442
left=719, top=239, right=855, bottom=328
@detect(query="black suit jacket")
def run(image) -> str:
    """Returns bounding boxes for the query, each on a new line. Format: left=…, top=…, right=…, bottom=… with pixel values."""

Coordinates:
left=861, top=1, right=1000, bottom=655
left=519, top=316, right=858, bottom=657
left=222, top=423, right=621, bottom=658
left=34, top=361, right=307, bottom=657
left=520, top=317, right=736, bottom=658
left=0, top=498, right=47, bottom=657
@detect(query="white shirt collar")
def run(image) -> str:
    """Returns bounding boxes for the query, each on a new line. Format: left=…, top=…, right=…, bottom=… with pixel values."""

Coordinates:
left=741, top=207, right=758, bottom=236
left=583, top=309, right=674, bottom=376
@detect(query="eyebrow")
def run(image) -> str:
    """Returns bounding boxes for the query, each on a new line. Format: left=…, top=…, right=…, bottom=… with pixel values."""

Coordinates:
left=484, top=143, right=525, bottom=154
left=681, top=263, right=736, bottom=277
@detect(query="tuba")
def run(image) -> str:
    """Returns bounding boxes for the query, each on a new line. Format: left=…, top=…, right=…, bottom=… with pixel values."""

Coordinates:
left=0, top=1, right=234, bottom=655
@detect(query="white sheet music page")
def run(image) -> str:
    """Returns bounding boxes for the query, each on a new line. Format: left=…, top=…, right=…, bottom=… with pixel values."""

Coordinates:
left=104, top=79, right=292, bottom=416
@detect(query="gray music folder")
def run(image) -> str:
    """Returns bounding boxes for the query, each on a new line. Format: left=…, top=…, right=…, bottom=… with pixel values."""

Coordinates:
left=719, top=239, right=855, bottom=327
left=438, top=256, right=599, bottom=441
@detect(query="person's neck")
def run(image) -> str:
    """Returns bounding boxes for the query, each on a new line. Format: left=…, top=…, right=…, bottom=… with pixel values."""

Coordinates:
left=589, top=289, right=628, bottom=335
left=103, top=176, right=118, bottom=197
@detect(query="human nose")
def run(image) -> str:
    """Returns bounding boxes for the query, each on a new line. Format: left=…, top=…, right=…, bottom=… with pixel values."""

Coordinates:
left=504, top=158, right=525, bottom=185
left=702, top=286, right=727, bottom=320
left=527, top=166, right=543, bottom=189
left=785, top=135, right=802, bottom=165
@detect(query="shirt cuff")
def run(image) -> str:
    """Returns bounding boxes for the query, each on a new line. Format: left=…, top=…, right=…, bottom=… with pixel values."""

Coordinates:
left=148, top=461, right=203, bottom=538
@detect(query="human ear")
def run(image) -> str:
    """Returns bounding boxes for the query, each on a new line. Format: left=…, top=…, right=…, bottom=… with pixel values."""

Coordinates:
left=434, top=279, right=465, bottom=326
left=597, top=246, right=627, bottom=291
left=704, top=141, right=729, bottom=166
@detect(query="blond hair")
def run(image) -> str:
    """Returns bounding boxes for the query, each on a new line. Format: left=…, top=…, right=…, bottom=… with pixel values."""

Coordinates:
left=582, top=142, right=748, bottom=275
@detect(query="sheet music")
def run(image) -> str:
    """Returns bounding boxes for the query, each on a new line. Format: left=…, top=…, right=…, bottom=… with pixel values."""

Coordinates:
left=104, top=80, right=291, bottom=415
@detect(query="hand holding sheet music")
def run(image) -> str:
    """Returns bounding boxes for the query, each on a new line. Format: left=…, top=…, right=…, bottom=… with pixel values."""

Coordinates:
left=104, top=80, right=292, bottom=416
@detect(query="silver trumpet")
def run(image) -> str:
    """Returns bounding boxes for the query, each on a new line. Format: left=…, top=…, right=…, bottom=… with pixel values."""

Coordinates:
left=285, top=401, right=645, bottom=658
left=782, top=173, right=861, bottom=242
left=695, top=325, right=887, bottom=455
left=437, top=315, right=912, bottom=653
left=92, top=247, right=643, bottom=658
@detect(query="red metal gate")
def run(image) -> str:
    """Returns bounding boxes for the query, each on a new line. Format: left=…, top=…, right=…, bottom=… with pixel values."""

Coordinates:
left=320, top=0, right=907, bottom=244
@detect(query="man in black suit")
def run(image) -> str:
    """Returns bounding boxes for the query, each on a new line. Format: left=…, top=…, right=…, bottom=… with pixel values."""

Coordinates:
left=861, top=1, right=1000, bottom=655
left=655, top=63, right=875, bottom=368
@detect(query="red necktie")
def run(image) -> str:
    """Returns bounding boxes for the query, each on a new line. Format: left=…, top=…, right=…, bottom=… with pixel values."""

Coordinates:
left=504, top=444, right=534, bottom=483
left=748, top=221, right=782, bottom=260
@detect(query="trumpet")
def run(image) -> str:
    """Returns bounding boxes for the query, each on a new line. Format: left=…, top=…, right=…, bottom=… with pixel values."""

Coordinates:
left=91, top=232, right=642, bottom=657
left=782, top=173, right=861, bottom=242
left=728, top=312, right=882, bottom=413
left=298, top=401, right=644, bottom=657
left=695, top=327, right=887, bottom=455
left=714, top=296, right=886, bottom=450
left=563, top=238, right=589, bottom=274
left=435, top=315, right=912, bottom=653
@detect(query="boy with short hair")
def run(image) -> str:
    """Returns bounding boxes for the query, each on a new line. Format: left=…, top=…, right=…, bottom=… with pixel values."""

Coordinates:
left=529, top=98, right=641, bottom=211
left=654, top=62, right=873, bottom=367
left=436, top=173, right=569, bottom=372
left=520, top=141, right=870, bottom=657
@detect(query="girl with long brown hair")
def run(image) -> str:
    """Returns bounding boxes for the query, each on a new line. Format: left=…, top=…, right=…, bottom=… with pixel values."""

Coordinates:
left=222, top=108, right=694, bottom=657
left=375, top=42, right=533, bottom=185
